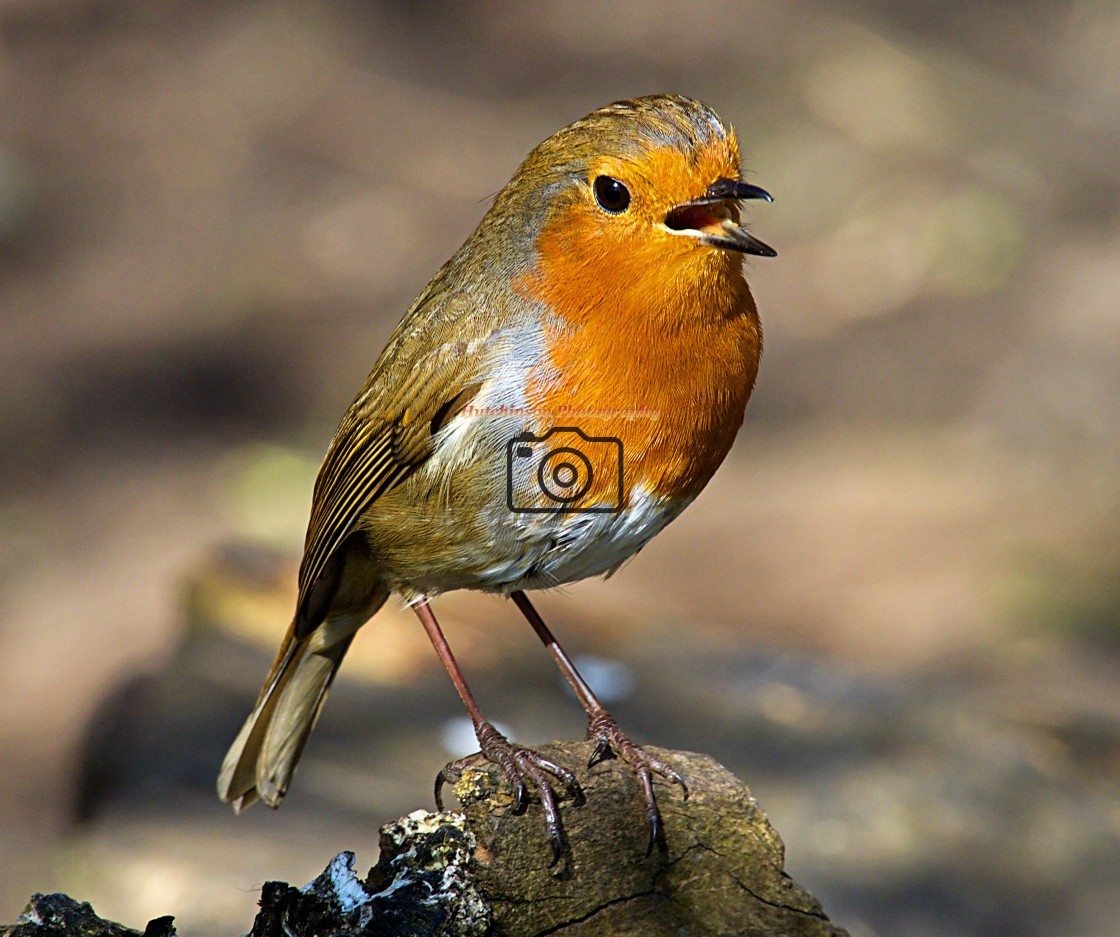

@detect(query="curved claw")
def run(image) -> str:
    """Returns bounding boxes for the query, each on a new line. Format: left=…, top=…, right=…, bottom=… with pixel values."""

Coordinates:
left=434, top=769, right=448, bottom=812
left=665, top=766, right=689, bottom=801
left=548, top=836, right=565, bottom=869
left=587, top=737, right=615, bottom=769
left=510, top=779, right=530, bottom=815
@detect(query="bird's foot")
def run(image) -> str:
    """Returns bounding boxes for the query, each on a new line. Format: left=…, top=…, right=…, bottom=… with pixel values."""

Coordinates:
left=435, top=720, right=584, bottom=865
left=586, top=710, right=689, bottom=856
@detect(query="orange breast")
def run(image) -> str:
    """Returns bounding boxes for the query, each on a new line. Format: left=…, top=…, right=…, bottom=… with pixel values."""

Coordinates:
left=518, top=202, right=762, bottom=508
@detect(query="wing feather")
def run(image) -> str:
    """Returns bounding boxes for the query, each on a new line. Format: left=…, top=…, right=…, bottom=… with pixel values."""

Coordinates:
left=293, top=284, right=491, bottom=626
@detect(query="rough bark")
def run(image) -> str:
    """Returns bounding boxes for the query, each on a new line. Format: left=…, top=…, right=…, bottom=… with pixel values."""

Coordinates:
left=448, top=741, right=846, bottom=936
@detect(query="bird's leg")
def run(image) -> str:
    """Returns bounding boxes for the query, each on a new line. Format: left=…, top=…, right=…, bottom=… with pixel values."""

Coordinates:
left=510, top=591, right=688, bottom=855
left=412, top=597, right=583, bottom=862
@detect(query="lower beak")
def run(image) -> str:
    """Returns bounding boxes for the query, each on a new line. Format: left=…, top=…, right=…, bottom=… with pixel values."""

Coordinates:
left=709, top=214, right=778, bottom=257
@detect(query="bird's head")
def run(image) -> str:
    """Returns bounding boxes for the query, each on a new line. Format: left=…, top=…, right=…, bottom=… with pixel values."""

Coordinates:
left=493, top=95, right=774, bottom=282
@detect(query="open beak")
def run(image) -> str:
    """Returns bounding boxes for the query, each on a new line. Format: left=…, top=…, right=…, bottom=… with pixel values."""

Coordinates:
left=664, top=178, right=776, bottom=257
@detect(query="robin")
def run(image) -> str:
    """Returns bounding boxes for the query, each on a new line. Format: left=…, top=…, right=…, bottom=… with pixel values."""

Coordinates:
left=218, top=94, right=775, bottom=857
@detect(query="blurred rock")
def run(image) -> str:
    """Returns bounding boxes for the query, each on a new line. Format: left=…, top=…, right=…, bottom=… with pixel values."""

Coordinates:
left=0, top=893, right=173, bottom=937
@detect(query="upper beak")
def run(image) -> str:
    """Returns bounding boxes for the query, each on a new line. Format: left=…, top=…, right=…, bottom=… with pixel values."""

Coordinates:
left=664, top=178, right=777, bottom=257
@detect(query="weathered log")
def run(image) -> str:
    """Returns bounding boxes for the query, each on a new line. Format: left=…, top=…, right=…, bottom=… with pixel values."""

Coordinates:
left=432, top=741, right=846, bottom=936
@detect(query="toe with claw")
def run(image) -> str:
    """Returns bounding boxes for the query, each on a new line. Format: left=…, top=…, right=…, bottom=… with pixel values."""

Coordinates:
left=586, top=710, right=688, bottom=856
left=434, top=720, right=584, bottom=864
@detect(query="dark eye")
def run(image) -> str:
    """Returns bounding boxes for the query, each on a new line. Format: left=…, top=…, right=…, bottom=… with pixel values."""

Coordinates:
left=593, top=175, right=631, bottom=213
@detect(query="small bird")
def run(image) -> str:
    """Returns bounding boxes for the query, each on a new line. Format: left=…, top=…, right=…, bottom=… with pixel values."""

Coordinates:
left=218, top=94, right=774, bottom=857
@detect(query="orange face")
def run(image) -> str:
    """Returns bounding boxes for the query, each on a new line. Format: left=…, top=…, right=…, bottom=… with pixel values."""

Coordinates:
left=586, top=134, right=745, bottom=260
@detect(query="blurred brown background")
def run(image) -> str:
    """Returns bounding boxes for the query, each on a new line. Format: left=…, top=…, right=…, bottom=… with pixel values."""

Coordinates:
left=1, top=2, right=1118, bottom=935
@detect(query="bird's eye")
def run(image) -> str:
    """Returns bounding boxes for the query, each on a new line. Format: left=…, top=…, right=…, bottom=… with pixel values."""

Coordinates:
left=593, top=175, right=631, bottom=213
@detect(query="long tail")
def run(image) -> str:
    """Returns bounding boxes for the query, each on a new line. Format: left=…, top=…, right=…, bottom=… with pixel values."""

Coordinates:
left=217, top=596, right=387, bottom=811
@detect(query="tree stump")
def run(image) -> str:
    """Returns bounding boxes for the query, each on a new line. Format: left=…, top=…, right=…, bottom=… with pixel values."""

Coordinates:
left=433, top=740, right=845, bottom=936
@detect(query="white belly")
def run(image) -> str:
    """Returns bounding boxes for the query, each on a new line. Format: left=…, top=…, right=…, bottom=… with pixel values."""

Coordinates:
left=481, top=484, right=690, bottom=592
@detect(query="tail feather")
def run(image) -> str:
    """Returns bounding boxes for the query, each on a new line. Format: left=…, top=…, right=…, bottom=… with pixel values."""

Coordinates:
left=219, top=533, right=389, bottom=811
left=218, top=634, right=299, bottom=811
left=217, top=611, right=371, bottom=809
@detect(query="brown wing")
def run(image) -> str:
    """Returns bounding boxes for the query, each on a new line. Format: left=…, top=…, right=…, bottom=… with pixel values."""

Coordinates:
left=294, top=284, right=485, bottom=631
